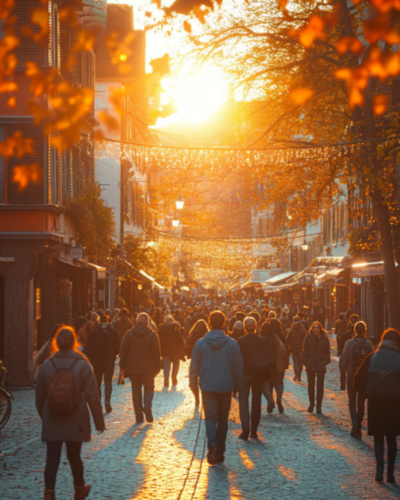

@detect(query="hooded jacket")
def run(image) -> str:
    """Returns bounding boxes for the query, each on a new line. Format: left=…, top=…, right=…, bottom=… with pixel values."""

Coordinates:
left=119, top=323, right=161, bottom=376
left=189, top=329, right=243, bottom=393
left=339, top=335, right=374, bottom=386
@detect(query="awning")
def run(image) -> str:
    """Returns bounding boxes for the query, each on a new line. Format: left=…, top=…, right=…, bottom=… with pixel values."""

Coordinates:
left=153, top=281, right=164, bottom=289
left=352, top=261, right=387, bottom=276
left=139, top=269, right=155, bottom=282
left=326, top=267, right=348, bottom=277
left=264, top=271, right=297, bottom=285
left=77, top=259, right=106, bottom=279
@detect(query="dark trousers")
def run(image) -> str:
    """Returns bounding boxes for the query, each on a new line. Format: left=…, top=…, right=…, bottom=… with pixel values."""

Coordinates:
left=238, top=374, right=263, bottom=433
left=306, top=370, right=325, bottom=407
left=128, top=374, right=155, bottom=418
left=292, top=352, right=303, bottom=378
left=347, top=377, right=366, bottom=426
left=202, top=391, right=231, bottom=454
left=93, top=363, right=115, bottom=403
left=45, top=442, right=83, bottom=490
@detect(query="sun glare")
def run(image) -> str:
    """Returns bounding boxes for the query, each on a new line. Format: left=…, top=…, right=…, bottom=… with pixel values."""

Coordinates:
left=162, top=67, right=228, bottom=124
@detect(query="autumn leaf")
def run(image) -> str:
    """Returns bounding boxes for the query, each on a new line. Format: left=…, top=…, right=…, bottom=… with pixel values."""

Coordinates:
left=373, top=94, right=389, bottom=115
left=7, top=96, right=15, bottom=107
left=73, top=29, right=96, bottom=52
left=290, top=88, right=315, bottom=105
left=12, top=164, right=42, bottom=190
left=183, top=20, right=192, bottom=33
left=98, top=111, right=120, bottom=132
left=150, top=53, right=170, bottom=76
left=298, top=16, right=325, bottom=49
left=336, top=36, right=364, bottom=56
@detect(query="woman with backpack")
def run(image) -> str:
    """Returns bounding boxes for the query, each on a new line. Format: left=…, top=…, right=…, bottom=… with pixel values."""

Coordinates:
left=354, top=329, right=400, bottom=483
left=35, top=327, right=105, bottom=500
left=301, top=321, right=331, bottom=414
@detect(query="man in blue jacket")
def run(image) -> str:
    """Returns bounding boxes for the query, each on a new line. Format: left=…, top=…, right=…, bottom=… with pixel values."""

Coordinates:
left=189, top=311, right=243, bottom=465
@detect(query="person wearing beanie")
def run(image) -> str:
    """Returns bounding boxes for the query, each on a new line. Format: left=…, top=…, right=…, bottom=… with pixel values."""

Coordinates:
left=287, top=317, right=307, bottom=381
left=355, top=329, right=400, bottom=483
left=340, top=321, right=373, bottom=438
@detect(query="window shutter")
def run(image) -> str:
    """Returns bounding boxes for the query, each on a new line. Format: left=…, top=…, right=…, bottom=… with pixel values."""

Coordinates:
left=14, top=0, right=44, bottom=66
left=60, top=24, right=81, bottom=84
left=7, top=124, right=44, bottom=204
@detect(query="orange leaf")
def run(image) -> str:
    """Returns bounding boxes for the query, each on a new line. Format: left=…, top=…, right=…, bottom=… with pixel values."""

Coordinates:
left=290, top=88, right=315, bottom=105
left=12, top=164, right=43, bottom=190
left=7, top=96, right=15, bottom=108
left=298, top=16, right=325, bottom=49
left=373, top=94, right=389, bottom=115
left=336, top=36, right=364, bottom=56
left=183, top=20, right=192, bottom=33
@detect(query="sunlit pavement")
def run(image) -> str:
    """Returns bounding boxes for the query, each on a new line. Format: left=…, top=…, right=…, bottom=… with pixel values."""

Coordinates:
left=1, top=360, right=400, bottom=500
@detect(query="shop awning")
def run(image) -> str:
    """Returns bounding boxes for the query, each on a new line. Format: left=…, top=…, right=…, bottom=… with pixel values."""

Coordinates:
left=139, top=269, right=155, bottom=282
left=351, top=261, right=389, bottom=276
left=264, top=271, right=297, bottom=285
left=153, top=281, right=164, bottom=289
left=326, top=267, right=348, bottom=277
left=76, top=259, right=107, bottom=279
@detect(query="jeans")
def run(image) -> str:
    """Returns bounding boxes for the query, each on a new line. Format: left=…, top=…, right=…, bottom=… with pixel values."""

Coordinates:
left=162, top=357, right=180, bottom=381
left=45, top=442, right=83, bottom=490
left=306, top=370, right=325, bottom=407
left=263, top=371, right=285, bottom=405
left=93, top=363, right=115, bottom=403
left=128, top=374, right=155, bottom=418
left=292, top=352, right=303, bottom=378
left=239, top=374, right=263, bottom=433
left=202, top=391, right=231, bottom=454
left=347, top=377, right=366, bottom=426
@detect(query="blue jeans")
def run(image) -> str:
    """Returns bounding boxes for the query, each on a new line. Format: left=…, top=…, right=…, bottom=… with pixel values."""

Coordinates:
left=202, top=391, right=231, bottom=454
left=162, top=357, right=180, bottom=380
left=128, top=374, right=155, bottom=418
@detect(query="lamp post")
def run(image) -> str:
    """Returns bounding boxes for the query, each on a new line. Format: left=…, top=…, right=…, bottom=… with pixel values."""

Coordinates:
left=172, top=218, right=180, bottom=228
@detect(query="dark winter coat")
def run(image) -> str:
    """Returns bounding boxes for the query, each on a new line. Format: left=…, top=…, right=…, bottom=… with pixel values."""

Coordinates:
left=189, top=330, right=243, bottom=393
left=35, top=350, right=104, bottom=442
left=338, top=326, right=354, bottom=356
left=119, top=323, right=161, bottom=376
left=85, top=324, right=120, bottom=368
left=113, top=316, right=133, bottom=342
left=354, top=340, right=400, bottom=436
left=287, top=323, right=307, bottom=354
left=301, top=333, right=331, bottom=372
left=158, top=322, right=186, bottom=360
left=237, top=333, right=272, bottom=377
left=260, top=323, right=289, bottom=368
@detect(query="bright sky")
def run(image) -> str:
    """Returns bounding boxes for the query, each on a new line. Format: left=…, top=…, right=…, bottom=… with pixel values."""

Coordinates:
left=108, top=0, right=228, bottom=126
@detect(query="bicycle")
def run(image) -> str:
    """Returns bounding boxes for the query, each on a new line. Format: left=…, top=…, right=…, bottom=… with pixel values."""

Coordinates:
left=0, top=360, right=13, bottom=430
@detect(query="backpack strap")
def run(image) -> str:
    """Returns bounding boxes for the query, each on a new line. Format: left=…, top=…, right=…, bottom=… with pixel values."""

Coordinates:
left=50, top=357, right=81, bottom=371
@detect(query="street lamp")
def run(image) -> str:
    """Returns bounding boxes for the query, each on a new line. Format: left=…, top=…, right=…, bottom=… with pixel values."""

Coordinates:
left=172, top=218, right=180, bottom=228
left=175, top=195, right=185, bottom=210
left=301, top=239, right=309, bottom=251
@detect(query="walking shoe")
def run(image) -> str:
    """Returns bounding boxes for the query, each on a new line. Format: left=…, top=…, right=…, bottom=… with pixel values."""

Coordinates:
left=164, top=378, right=169, bottom=387
left=375, top=464, right=384, bottom=482
left=316, top=407, right=322, bottom=414
left=293, top=375, right=297, bottom=381
left=172, top=376, right=178, bottom=386
left=387, top=464, right=395, bottom=483
left=350, top=424, right=358, bottom=438
left=136, top=416, right=144, bottom=424
left=44, top=490, right=55, bottom=500
left=239, top=431, right=249, bottom=440
left=74, top=484, right=91, bottom=500
left=307, top=405, right=314, bottom=413
left=277, top=402, right=284, bottom=414
left=298, top=375, right=302, bottom=382
left=207, top=446, right=218, bottom=465
left=215, top=452, right=225, bottom=464
left=250, top=431, right=258, bottom=439
left=267, top=404, right=274, bottom=414
left=105, top=402, right=112, bottom=413
left=143, top=407, right=154, bottom=423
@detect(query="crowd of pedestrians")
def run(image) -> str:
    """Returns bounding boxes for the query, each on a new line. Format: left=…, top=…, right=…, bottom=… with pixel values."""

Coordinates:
left=33, top=296, right=400, bottom=498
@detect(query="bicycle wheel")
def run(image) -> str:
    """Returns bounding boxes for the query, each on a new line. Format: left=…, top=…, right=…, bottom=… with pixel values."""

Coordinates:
left=0, top=388, right=11, bottom=429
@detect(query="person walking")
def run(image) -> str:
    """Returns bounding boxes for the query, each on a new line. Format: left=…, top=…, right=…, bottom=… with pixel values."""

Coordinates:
left=261, top=319, right=289, bottom=413
left=84, top=315, right=120, bottom=413
left=230, top=320, right=245, bottom=341
left=338, top=314, right=360, bottom=356
left=189, top=311, right=243, bottom=465
left=184, top=307, right=195, bottom=341
left=301, top=321, right=331, bottom=414
left=354, top=329, right=400, bottom=483
left=35, top=327, right=104, bottom=500
left=113, top=308, right=133, bottom=343
left=335, top=312, right=348, bottom=356
left=287, top=317, right=307, bottom=381
left=237, top=317, right=271, bottom=439
left=186, top=319, right=209, bottom=360
left=119, top=312, right=161, bottom=423
left=340, top=321, right=374, bottom=438
left=158, top=315, right=186, bottom=387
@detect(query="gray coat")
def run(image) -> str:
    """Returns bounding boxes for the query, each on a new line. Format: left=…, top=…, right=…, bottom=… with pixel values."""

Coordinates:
left=35, top=350, right=104, bottom=442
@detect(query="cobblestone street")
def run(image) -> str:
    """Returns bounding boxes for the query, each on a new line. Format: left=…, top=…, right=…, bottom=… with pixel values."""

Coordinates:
left=1, top=359, right=400, bottom=500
